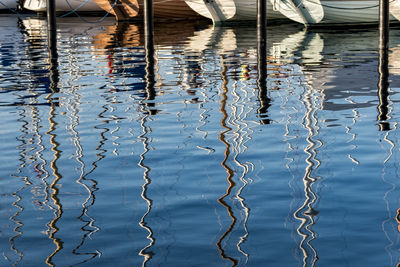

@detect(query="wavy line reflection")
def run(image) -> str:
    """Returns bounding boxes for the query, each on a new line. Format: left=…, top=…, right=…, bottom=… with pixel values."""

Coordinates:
left=272, top=31, right=322, bottom=266
left=138, top=38, right=156, bottom=265
left=45, top=102, right=64, bottom=267
left=380, top=125, right=399, bottom=267
left=216, top=56, right=238, bottom=267
left=7, top=107, right=33, bottom=266
left=66, top=85, right=101, bottom=266
left=138, top=112, right=155, bottom=266
left=45, top=30, right=63, bottom=264
left=230, top=71, right=255, bottom=263
left=293, top=80, right=322, bottom=267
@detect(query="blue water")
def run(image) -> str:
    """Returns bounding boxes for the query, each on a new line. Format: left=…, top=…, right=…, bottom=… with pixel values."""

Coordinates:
left=1, top=13, right=400, bottom=266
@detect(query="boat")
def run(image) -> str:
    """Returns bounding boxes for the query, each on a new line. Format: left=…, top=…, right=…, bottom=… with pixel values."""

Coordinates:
left=94, top=0, right=202, bottom=21
left=137, top=0, right=201, bottom=19
left=23, top=0, right=103, bottom=12
left=275, top=0, right=397, bottom=25
left=184, top=0, right=397, bottom=25
left=390, top=0, right=400, bottom=21
left=92, top=0, right=139, bottom=20
left=183, top=0, right=288, bottom=24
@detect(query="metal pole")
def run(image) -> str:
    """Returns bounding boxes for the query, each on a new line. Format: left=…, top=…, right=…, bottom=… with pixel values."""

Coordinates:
left=47, top=0, right=59, bottom=93
left=379, top=0, right=389, bottom=51
left=257, top=0, right=270, bottom=124
left=46, top=0, right=57, bottom=32
left=257, top=0, right=266, bottom=64
left=377, top=0, right=390, bottom=130
left=144, top=0, right=156, bottom=114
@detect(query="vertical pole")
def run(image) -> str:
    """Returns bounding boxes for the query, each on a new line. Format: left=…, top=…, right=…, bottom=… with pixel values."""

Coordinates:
left=257, top=0, right=270, bottom=124
left=47, top=0, right=59, bottom=93
left=379, top=0, right=389, bottom=51
left=46, top=0, right=57, bottom=32
left=377, top=0, right=390, bottom=130
left=144, top=0, right=156, bottom=114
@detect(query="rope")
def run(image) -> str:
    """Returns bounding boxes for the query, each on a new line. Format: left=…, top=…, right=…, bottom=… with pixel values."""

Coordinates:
left=0, top=0, right=117, bottom=23
left=57, top=0, right=118, bottom=23
left=58, top=0, right=91, bottom=17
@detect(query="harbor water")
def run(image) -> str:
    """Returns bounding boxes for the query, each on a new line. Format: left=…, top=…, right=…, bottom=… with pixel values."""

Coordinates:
left=1, top=14, right=400, bottom=266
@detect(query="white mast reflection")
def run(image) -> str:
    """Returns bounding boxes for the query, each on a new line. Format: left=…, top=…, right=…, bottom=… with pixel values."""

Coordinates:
left=66, top=84, right=101, bottom=265
left=138, top=29, right=157, bottom=265
left=272, top=31, right=323, bottom=267
left=7, top=107, right=31, bottom=266
left=292, top=82, right=321, bottom=267
left=230, top=72, right=255, bottom=263
left=138, top=112, right=155, bottom=266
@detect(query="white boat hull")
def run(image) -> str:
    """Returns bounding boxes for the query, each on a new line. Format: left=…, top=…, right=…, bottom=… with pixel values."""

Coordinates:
left=184, top=0, right=286, bottom=22
left=185, top=0, right=396, bottom=24
left=319, top=0, right=395, bottom=24
left=23, top=0, right=103, bottom=12
left=276, top=0, right=396, bottom=24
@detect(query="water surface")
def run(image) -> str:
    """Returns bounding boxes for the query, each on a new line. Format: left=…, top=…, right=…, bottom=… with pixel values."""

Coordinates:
left=1, top=14, right=400, bottom=267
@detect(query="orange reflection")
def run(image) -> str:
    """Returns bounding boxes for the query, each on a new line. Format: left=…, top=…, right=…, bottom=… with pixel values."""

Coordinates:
left=216, top=56, right=238, bottom=266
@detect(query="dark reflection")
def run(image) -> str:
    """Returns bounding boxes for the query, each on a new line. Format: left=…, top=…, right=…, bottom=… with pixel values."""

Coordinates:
left=144, top=11, right=157, bottom=115
left=377, top=43, right=390, bottom=131
left=257, top=47, right=270, bottom=124
left=216, top=56, right=238, bottom=267
left=256, top=0, right=270, bottom=125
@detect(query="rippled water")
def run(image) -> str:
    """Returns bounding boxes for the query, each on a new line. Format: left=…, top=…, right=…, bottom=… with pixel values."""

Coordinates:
left=2, top=13, right=400, bottom=266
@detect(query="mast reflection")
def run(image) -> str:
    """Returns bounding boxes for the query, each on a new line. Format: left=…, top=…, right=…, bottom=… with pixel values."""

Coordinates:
left=379, top=126, right=398, bottom=266
left=8, top=107, right=32, bottom=266
left=45, top=28, right=63, bottom=266
left=138, top=23, right=156, bottom=265
left=68, top=86, right=101, bottom=266
left=45, top=100, right=64, bottom=267
left=138, top=113, right=155, bottom=266
left=230, top=69, right=253, bottom=263
left=216, top=56, right=238, bottom=267
left=257, top=7, right=270, bottom=125
left=293, top=80, right=321, bottom=267
left=377, top=40, right=390, bottom=131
